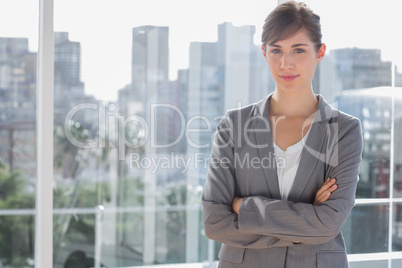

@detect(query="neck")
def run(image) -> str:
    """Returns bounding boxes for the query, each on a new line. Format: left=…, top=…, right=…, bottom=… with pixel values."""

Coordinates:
left=270, top=88, right=318, bottom=117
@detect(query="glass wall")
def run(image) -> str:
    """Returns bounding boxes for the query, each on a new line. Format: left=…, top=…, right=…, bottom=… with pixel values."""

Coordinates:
left=0, top=0, right=401, bottom=267
left=309, top=1, right=402, bottom=264
left=0, top=1, right=38, bottom=267
left=51, top=0, right=277, bottom=267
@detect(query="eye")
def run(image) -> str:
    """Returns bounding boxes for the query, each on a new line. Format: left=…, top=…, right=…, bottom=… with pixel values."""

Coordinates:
left=294, top=48, right=305, bottom=54
left=270, top=49, right=282, bottom=54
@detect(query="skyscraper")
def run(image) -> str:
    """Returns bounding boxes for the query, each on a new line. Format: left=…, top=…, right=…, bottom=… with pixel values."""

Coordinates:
left=116, top=25, right=171, bottom=265
left=130, top=26, right=171, bottom=150
left=318, top=47, right=393, bottom=102
left=0, top=37, right=36, bottom=178
left=0, top=37, right=36, bottom=111
left=54, top=32, right=84, bottom=99
left=131, top=26, right=169, bottom=104
left=218, top=22, right=270, bottom=111
left=185, top=22, right=270, bottom=263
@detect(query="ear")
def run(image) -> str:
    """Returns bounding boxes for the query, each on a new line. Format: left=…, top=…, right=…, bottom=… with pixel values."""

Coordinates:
left=317, top=43, right=326, bottom=62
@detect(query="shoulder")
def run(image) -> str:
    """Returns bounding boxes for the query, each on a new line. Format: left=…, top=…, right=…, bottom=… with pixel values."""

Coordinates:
left=224, top=96, right=268, bottom=121
left=317, top=94, right=361, bottom=130
left=334, top=111, right=362, bottom=149
left=315, top=95, right=363, bottom=152
left=337, top=109, right=361, bottom=129
left=216, top=98, right=268, bottom=136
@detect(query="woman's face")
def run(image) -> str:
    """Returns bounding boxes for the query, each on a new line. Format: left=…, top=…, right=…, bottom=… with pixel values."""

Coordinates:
left=262, top=30, right=326, bottom=94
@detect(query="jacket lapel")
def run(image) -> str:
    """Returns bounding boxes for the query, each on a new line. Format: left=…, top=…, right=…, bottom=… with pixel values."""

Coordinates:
left=251, top=94, right=335, bottom=201
left=252, top=95, right=281, bottom=200
left=287, top=95, right=335, bottom=202
left=287, top=122, right=327, bottom=201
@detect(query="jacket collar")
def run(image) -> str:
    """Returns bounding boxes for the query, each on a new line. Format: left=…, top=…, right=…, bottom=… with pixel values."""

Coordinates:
left=252, top=92, right=336, bottom=201
left=254, top=92, right=336, bottom=123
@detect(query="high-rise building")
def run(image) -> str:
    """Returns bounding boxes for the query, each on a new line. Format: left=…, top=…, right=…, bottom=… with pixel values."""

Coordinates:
left=319, top=48, right=394, bottom=101
left=129, top=26, right=171, bottom=150
left=187, top=41, right=221, bottom=154
left=131, top=26, right=169, bottom=104
left=0, top=37, right=36, bottom=111
left=115, top=25, right=172, bottom=265
left=185, top=22, right=270, bottom=263
left=396, top=66, right=402, bottom=87
left=54, top=32, right=84, bottom=99
left=186, top=22, right=270, bottom=185
left=335, top=48, right=392, bottom=89
left=218, top=22, right=270, bottom=111
left=164, top=69, right=188, bottom=154
left=0, top=37, right=36, bottom=178
left=185, top=40, right=222, bottom=263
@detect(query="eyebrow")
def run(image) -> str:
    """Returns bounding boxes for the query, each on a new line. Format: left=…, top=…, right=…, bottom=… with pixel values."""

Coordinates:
left=268, top=43, right=309, bottom=48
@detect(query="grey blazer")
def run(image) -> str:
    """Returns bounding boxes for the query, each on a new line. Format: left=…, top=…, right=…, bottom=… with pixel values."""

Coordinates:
left=202, top=93, right=363, bottom=268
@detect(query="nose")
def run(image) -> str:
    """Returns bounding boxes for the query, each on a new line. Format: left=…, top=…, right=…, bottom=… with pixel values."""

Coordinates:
left=280, top=52, right=295, bottom=69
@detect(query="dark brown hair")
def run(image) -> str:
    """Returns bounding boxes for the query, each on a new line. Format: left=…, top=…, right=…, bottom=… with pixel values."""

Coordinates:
left=261, top=1, right=322, bottom=51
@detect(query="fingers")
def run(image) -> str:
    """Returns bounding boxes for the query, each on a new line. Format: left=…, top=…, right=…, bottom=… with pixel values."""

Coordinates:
left=316, top=178, right=336, bottom=196
left=313, top=178, right=337, bottom=206
left=313, top=190, right=332, bottom=206
left=231, top=197, right=242, bottom=214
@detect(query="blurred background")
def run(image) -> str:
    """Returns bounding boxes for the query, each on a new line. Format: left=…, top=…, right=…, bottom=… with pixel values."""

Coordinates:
left=0, top=0, right=401, bottom=267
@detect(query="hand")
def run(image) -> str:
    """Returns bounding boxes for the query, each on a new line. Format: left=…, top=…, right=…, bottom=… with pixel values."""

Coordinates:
left=231, top=197, right=243, bottom=214
left=313, top=178, right=337, bottom=206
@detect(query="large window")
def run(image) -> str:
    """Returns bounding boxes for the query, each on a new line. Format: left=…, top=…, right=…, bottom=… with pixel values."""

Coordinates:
left=309, top=1, right=402, bottom=265
left=0, top=1, right=38, bottom=266
left=0, top=0, right=401, bottom=267
left=51, top=1, right=276, bottom=267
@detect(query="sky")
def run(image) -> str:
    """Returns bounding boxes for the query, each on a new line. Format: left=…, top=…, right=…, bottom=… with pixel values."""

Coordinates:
left=1, top=0, right=401, bottom=102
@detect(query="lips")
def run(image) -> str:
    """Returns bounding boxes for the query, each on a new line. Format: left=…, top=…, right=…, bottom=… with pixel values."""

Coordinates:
left=280, top=74, right=299, bottom=81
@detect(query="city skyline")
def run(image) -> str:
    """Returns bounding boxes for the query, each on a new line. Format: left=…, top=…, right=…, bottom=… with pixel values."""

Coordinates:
left=1, top=0, right=400, bottom=101
left=1, top=5, right=402, bottom=264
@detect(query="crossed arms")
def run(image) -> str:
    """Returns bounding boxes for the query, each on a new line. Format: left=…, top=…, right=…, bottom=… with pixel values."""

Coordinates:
left=202, top=112, right=363, bottom=249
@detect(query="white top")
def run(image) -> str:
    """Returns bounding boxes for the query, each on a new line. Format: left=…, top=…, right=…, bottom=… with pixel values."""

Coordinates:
left=273, top=124, right=313, bottom=200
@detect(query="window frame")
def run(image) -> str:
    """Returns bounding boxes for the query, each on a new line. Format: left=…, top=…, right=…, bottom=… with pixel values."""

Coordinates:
left=35, top=0, right=54, bottom=267
left=32, top=0, right=402, bottom=267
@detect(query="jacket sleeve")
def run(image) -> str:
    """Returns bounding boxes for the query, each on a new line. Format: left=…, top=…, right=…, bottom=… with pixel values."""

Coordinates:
left=237, top=117, right=363, bottom=245
left=202, top=111, right=294, bottom=249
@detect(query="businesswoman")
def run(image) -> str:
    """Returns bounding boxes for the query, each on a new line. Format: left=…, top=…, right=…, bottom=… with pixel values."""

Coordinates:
left=202, top=1, right=363, bottom=267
